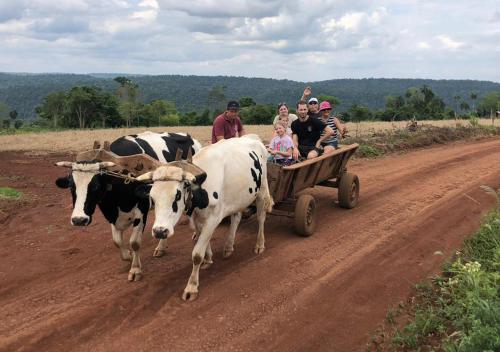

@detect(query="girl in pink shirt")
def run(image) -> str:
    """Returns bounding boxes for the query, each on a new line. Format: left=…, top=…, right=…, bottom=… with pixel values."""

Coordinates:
left=267, top=123, right=293, bottom=165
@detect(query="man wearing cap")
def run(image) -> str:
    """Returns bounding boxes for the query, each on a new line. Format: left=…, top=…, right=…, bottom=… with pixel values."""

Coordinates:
left=211, top=101, right=246, bottom=144
left=300, top=86, right=321, bottom=119
left=291, top=100, right=334, bottom=160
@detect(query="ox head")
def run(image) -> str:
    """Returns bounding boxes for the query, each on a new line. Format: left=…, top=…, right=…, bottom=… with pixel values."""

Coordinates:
left=55, top=161, right=116, bottom=226
left=136, top=165, right=206, bottom=240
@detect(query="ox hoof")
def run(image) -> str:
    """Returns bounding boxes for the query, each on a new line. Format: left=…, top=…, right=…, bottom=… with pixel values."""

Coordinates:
left=254, top=246, right=265, bottom=255
left=201, top=260, right=213, bottom=270
left=223, top=248, right=234, bottom=259
left=182, top=290, right=198, bottom=301
left=153, top=249, right=166, bottom=258
left=128, top=269, right=143, bottom=282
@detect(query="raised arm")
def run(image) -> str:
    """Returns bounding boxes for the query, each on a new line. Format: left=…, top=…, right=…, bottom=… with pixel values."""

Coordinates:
left=300, top=86, right=312, bottom=101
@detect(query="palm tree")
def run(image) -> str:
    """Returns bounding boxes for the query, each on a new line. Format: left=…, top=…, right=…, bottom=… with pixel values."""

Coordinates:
left=453, top=95, right=461, bottom=118
left=470, top=91, right=478, bottom=113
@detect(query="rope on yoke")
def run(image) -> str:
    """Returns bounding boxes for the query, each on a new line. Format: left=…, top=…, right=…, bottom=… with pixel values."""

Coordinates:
left=102, top=169, right=137, bottom=184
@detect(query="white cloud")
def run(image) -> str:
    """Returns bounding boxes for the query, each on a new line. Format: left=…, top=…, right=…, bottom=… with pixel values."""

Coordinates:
left=0, top=0, right=498, bottom=81
left=436, top=35, right=464, bottom=49
left=418, top=41, right=430, bottom=49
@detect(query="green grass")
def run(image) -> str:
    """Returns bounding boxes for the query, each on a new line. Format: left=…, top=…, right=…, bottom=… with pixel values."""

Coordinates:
left=390, top=208, right=500, bottom=351
left=0, top=187, right=22, bottom=199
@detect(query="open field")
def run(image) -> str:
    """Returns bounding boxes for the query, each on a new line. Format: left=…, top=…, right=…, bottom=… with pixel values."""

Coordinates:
left=0, top=138, right=499, bottom=351
left=0, top=118, right=496, bottom=152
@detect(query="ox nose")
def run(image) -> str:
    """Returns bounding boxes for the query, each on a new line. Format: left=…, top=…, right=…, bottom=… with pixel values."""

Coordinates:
left=153, top=227, right=169, bottom=239
left=71, top=217, right=90, bottom=226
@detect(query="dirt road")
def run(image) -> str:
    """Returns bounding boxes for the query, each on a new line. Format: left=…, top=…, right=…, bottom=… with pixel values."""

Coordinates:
left=1, top=138, right=499, bottom=352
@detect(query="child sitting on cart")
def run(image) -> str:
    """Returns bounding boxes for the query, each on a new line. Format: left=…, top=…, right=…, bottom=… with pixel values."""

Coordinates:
left=267, top=122, right=293, bottom=166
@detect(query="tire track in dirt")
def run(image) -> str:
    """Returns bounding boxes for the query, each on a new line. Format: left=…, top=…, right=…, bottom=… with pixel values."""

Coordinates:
left=0, top=138, right=499, bottom=352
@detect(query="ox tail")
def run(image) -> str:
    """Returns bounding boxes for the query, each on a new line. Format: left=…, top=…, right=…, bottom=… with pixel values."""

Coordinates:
left=265, top=194, right=274, bottom=213
left=261, top=182, right=274, bottom=213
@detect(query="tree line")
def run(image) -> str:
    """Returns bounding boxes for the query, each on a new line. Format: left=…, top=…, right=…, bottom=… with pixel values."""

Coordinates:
left=1, top=73, right=500, bottom=120
left=0, top=76, right=499, bottom=130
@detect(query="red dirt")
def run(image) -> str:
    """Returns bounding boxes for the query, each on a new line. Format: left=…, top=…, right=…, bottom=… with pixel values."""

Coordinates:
left=0, top=138, right=499, bottom=352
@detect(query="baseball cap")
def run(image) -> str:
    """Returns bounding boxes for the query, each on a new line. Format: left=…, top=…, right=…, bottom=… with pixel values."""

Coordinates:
left=227, top=101, right=240, bottom=110
left=307, top=97, right=319, bottom=104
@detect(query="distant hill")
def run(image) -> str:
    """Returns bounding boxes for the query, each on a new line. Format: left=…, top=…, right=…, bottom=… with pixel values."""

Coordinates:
left=1, top=72, right=499, bottom=120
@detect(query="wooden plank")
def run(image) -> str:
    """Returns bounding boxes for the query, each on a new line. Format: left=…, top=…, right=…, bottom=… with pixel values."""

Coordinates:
left=283, top=143, right=359, bottom=171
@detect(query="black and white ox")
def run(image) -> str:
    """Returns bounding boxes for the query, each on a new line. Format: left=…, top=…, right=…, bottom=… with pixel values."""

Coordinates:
left=55, top=131, right=202, bottom=281
left=136, top=134, right=273, bottom=300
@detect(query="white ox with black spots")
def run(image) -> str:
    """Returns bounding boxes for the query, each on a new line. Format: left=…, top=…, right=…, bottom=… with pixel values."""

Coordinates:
left=55, top=131, right=201, bottom=281
left=136, top=134, right=274, bottom=300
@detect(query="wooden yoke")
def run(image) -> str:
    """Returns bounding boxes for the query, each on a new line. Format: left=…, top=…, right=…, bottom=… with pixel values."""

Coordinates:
left=75, top=140, right=163, bottom=177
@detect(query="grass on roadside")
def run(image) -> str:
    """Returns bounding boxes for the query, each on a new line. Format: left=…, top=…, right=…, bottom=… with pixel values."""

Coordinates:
left=387, top=205, right=500, bottom=351
left=346, top=124, right=500, bottom=159
left=0, top=187, right=22, bottom=200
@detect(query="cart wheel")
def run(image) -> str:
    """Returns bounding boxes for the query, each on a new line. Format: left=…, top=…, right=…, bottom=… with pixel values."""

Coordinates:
left=294, top=194, right=316, bottom=237
left=338, top=172, right=359, bottom=209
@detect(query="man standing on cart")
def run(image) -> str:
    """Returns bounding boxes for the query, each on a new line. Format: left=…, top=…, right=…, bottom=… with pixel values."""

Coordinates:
left=291, top=100, right=334, bottom=160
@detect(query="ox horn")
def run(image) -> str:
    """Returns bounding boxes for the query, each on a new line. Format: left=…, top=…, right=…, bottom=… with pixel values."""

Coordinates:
left=182, top=171, right=196, bottom=183
left=136, top=171, right=153, bottom=182
left=186, top=148, right=193, bottom=163
left=55, top=161, right=73, bottom=168
left=174, top=148, right=183, bottom=161
left=98, top=161, right=116, bottom=169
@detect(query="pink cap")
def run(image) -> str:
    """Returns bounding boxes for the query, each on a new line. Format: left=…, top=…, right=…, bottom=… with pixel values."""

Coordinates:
left=319, top=101, right=332, bottom=111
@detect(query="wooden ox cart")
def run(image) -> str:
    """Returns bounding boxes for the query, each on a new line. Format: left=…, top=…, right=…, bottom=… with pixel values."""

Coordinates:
left=266, top=143, right=360, bottom=236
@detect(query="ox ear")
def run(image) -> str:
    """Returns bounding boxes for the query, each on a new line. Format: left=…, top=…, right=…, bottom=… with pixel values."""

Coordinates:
left=136, top=171, right=153, bottom=182
left=55, top=176, right=70, bottom=189
left=134, top=184, right=152, bottom=199
left=98, top=161, right=116, bottom=169
left=55, top=161, right=73, bottom=168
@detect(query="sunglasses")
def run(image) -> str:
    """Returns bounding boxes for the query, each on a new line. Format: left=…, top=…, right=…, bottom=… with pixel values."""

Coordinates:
left=308, top=102, right=318, bottom=105
left=228, top=109, right=239, bottom=112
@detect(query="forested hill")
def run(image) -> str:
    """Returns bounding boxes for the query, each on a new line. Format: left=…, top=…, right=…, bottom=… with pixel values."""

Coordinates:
left=1, top=72, right=499, bottom=119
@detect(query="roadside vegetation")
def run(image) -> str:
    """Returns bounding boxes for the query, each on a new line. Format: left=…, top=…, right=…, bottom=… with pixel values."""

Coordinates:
left=0, top=187, right=22, bottom=200
left=368, top=188, right=500, bottom=351
left=348, top=123, right=500, bottom=158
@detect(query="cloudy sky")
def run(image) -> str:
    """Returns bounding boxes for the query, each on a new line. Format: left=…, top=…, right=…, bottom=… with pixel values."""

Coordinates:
left=1, top=0, right=499, bottom=82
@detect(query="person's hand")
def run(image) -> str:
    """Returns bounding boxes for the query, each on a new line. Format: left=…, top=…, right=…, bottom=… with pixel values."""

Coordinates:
left=292, top=148, right=299, bottom=160
left=303, top=86, right=312, bottom=97
left=315, top=141, right=322, bottom=149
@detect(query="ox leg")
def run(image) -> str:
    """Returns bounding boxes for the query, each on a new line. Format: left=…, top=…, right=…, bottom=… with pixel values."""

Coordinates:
left=128, top=217, right=145, bottom=282
left=182, top=220, right=218, bottom=301
left=254, top=193, right=271, bottom=254
left=191, top=217, right=200, bottom=242
left=201, top=242, right=213, bottom=269
left=223, top=212, right=242, bottom=258
left=153, top=239, right=167, bottom=258
left=111, top=224, right=131, bottom=261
